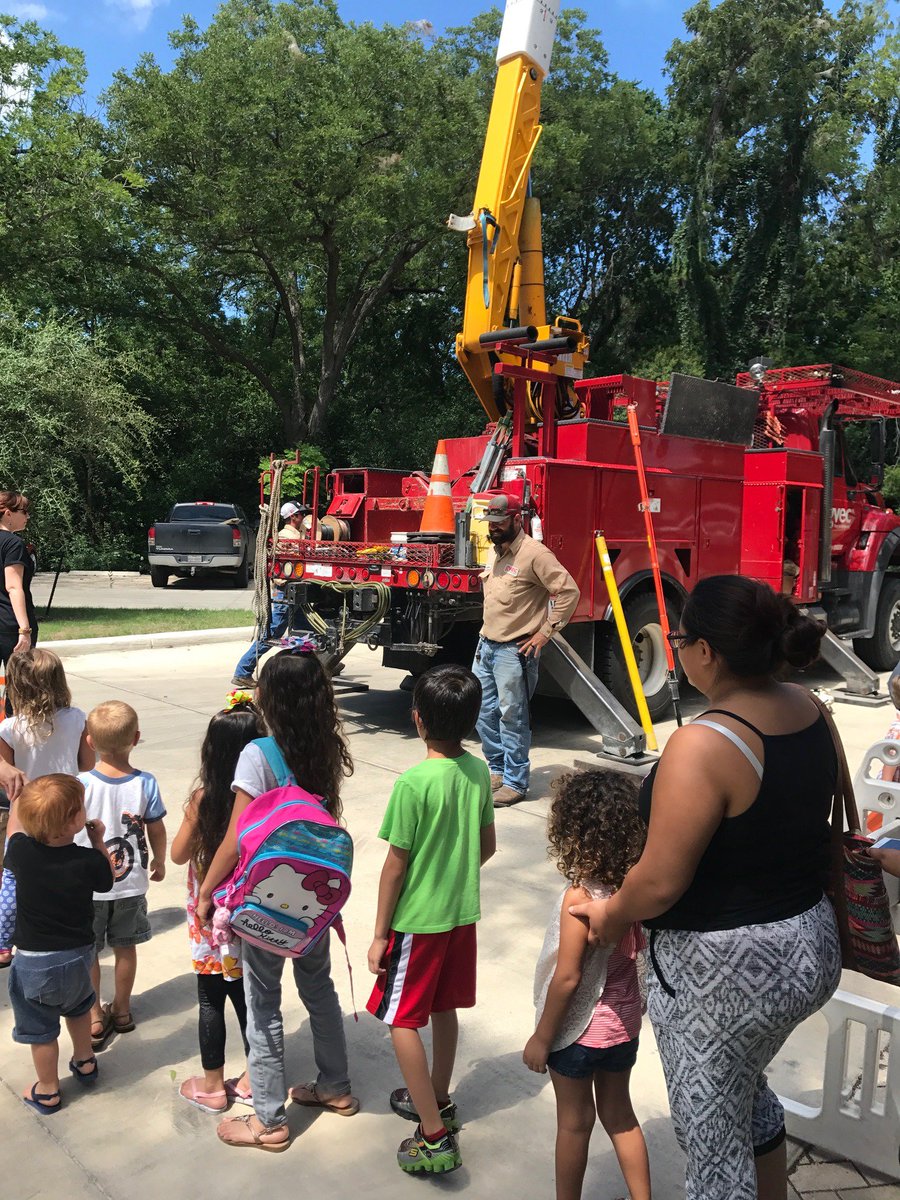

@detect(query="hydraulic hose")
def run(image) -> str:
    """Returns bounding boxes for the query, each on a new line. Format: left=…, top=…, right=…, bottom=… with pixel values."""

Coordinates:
left=301, top=581, right=390, bottom=656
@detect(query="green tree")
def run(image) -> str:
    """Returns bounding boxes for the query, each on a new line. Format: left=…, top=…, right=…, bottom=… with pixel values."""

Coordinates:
left=0, top=302, right=156, bottom=568
left=665, top=0, right=887, bottom=377
left=0, top=15, right=131, bottom=308
left=102, top=0, right=484, bottom=446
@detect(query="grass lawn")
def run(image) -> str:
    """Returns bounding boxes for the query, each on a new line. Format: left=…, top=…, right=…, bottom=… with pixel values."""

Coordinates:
left=40, top=608, right=254, bottom=641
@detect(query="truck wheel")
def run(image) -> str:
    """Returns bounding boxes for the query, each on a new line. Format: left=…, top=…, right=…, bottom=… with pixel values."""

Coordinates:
left=596, top=592, right=683, bottom=721
left=233, top=555, right=249, bottom=589
left=855, top=576, right=900, bottom=671
left=150, top=566, right=169, bottom=589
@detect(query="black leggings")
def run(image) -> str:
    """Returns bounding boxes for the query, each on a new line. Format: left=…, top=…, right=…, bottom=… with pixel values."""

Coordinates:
left=197, top=973, right=249, bottom=1071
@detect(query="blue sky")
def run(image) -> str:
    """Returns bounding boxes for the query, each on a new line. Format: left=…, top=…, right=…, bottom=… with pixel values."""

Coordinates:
left=3, top=0, right=689, bottom=105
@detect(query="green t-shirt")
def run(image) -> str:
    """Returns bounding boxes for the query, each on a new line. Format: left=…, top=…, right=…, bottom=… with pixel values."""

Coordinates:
left=380, top=752, right=494, bottom=934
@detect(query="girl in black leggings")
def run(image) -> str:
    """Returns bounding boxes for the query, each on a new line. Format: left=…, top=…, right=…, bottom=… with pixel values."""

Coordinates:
left=171, top=695, right=262, bottom=1113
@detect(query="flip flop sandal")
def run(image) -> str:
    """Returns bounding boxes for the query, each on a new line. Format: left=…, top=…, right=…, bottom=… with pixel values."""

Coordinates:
left=216, top=1114, right=290, bottom=1152
left=90, top=1008, right=114, bottom=1051
left=289, top=1081, right=360, bottom=1116
left=23, top=1084, right=61, bottom=1114
left=69, top=1056, right=100, bottom=1087
left=179, top=1076, right=228, bottom=1114
left=224, top=1077, right=253, bottom=1103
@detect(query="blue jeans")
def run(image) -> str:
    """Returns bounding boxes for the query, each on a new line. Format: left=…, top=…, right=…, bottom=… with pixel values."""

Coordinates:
left=242, top=934, right=351, bottom=1128
left=473, top=636, right=539, bottom=794
left=233, top=595, right=291, bottom=679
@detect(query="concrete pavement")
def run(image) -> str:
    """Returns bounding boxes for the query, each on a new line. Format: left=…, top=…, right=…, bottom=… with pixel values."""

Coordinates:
left=1, top=638, right=898, bottom=1199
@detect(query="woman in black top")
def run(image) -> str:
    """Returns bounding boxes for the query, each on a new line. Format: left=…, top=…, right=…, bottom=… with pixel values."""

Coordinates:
left=571, top=575, right=841, bottom=1200
left=0, top=491, right=37, bottom=681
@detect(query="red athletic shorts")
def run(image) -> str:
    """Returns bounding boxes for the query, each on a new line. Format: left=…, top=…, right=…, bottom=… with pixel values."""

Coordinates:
left=366, top=923, right=477, bottom=1029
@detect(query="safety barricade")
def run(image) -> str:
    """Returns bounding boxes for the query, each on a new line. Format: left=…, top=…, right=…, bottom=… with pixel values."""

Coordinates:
left=780, top=988, right=900, bottom=1179
left=853, top=738, right=900, bottom=930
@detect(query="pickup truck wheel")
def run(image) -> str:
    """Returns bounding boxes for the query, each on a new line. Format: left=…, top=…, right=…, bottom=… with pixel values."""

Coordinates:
left=596, top=592, right=683, bottom=721
left=233, top=555, right=250, bottom=589
left=150, top=566, right=169, bottom=589
left=854, top=576, right=900, bottom=671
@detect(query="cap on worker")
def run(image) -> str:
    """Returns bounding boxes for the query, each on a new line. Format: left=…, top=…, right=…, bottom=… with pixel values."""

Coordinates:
left=280, top=500, right=308, bottom=520
left=484, top=494, right=522, bottom=523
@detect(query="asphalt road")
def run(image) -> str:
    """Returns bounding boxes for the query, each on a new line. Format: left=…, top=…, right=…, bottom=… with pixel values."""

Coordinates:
left=32, top=570, right=253, bottom=611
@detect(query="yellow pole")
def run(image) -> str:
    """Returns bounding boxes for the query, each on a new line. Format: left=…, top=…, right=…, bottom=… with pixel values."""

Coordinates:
left=595, top=534, right=658, bottom=752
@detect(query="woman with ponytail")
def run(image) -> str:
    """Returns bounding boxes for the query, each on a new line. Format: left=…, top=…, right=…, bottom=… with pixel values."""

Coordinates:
left=570, top=575, right=841, bottom=1200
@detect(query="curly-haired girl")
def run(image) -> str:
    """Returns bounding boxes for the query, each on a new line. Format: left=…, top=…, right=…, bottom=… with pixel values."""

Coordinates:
left=524, top=768, right=650, bottom=1200
left=196, top=649, right=355, bottom=1151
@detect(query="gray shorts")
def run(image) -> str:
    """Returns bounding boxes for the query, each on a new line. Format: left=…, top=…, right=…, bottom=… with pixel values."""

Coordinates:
left=9, top=946, right=95, bottom=1044
left=93, top=895, right=151, bottom=950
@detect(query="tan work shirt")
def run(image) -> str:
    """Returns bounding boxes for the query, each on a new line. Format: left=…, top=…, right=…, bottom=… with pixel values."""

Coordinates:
left=480, top=529, right=580, bottom=643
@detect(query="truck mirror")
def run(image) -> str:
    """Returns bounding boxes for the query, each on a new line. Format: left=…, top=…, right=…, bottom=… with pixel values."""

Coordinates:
left=870, top=419, right=886, bottom=489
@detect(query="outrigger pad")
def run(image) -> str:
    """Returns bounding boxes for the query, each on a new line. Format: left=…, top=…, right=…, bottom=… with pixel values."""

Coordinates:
left=661, top=373, right=759, bottom=446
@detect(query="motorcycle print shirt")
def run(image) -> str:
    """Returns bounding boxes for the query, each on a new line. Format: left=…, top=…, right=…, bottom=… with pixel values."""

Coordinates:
left=75, top=769, right=166, bottom=900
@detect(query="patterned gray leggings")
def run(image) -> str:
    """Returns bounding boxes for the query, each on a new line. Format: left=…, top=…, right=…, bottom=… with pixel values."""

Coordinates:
left=648, top=896, right=841, bottom=1200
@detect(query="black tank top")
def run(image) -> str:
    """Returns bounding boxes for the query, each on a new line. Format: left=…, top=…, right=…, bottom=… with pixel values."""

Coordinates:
left=638, top=709, right=836, bottom=932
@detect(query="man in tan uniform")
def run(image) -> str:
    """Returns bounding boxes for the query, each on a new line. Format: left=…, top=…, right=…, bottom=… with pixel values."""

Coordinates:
left=474, top=494, right=580, bottom=807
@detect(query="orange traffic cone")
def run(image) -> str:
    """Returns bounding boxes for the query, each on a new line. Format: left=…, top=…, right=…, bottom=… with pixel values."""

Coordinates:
left=419, top=439, right=455, bottom=535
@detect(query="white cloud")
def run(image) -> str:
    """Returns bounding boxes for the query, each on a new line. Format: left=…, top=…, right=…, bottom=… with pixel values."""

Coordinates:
left=105, top=0, right=166, bottom=33
left=5, top=3, right=50, bottom=19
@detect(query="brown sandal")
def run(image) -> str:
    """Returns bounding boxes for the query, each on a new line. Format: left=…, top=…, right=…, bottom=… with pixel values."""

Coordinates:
left=90, top=1008, right=114, bottom=1050
left=106, top=1004, right=135, bottom=1034
left=216, top=1114, right=290, bottom=1151
left=289, top=1081, right=359, bottom=1116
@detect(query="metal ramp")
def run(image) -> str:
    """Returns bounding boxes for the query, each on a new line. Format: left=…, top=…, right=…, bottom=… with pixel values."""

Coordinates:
left=814, top=626, right=887, bottom=706
left=543, top=634, right=649, bottom=761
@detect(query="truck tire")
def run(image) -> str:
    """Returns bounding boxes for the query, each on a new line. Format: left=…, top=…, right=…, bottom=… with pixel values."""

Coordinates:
left=596, top=592, right=683, bottom=721
left=150, top=566, right=169, bottom=589
left=233, top=555, right=249, bottom=589
left=854, top=576, right=900, bottom=671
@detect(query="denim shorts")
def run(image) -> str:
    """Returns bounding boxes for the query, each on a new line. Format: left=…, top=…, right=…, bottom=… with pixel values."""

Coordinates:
left=9, top=946, right=96, bottom=1044
left=547, top=1035, right=639, bottom=1079
left=93, top=895, right=151, bottom=950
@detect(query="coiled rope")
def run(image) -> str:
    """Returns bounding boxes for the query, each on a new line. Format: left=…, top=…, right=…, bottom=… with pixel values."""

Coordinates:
left=252, top=461, right=285, bottom=646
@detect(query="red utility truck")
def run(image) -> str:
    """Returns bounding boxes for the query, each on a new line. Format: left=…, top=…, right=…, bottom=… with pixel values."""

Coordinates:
left=270, top=359, right=900, bottom=759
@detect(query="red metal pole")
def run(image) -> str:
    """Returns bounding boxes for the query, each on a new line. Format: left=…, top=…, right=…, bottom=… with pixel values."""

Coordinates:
left=627, top=404, right=682, bottom=725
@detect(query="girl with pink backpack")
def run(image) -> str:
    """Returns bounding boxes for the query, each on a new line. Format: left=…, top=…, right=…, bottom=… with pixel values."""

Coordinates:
left=196, top=650, right=356, bottom=1152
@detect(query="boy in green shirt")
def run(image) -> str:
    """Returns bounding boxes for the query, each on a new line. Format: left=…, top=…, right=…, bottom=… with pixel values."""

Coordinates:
left=367, top=664, right=496, bottom=1175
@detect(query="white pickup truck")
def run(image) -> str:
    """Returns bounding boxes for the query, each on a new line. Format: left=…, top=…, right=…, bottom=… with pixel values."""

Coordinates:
left=147, top=502, right=256, bottom=588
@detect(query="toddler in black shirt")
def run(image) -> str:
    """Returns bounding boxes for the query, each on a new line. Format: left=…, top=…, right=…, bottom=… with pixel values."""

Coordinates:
left=5, top=774, right=113, bottom=1113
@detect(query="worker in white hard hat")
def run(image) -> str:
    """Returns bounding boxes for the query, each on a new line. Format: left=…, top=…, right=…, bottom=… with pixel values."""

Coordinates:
left=474, top=493, right=580, bottom=808
left=231, top=500, right=309, bottom=687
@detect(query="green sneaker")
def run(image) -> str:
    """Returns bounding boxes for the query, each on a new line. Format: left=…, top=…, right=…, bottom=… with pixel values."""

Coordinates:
left=397, top=1126, right=462, bottom=1174
left=389, top=1087, right=460, bottom=1133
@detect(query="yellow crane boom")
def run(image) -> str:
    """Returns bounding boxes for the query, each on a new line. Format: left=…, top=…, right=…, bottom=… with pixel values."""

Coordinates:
left=448, top=0, right=588, bottom=422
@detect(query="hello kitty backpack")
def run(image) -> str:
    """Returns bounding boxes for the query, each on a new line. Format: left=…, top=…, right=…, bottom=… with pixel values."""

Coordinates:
left=212, top=738, right=353, bottom=959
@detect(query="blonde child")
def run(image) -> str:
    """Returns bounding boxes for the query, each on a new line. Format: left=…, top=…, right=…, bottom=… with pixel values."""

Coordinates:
left=5, top=774, right=114, bottom=1112
left=75, top=702, right=166, bottom=1049
left=524, top=769, right=651, bottom=1200
left=0, top=649, right=93, bottom=967
left=196, top=650, right=355, bottom=1151
left=171, top=693, right=262, bottom=1113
